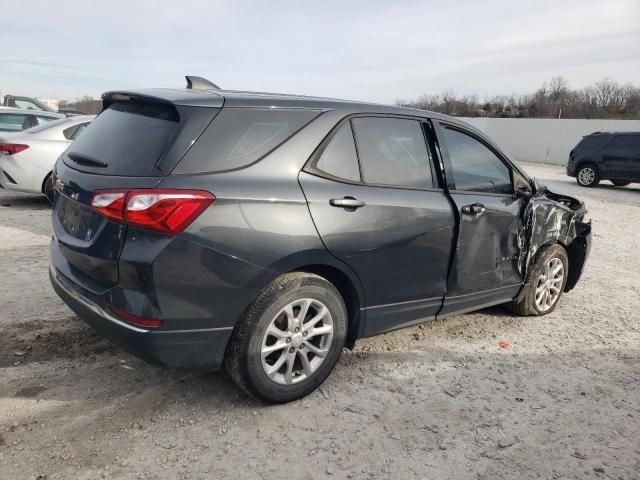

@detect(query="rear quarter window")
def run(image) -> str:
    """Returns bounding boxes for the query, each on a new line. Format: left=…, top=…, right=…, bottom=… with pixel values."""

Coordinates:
left=174, top=108, right=320, bottom=174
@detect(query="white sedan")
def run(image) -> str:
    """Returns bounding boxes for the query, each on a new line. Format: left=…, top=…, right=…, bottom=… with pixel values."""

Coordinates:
left=0, top=115, right=94, bottom=203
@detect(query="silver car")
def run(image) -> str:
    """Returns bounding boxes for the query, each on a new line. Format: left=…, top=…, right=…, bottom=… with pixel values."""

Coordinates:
left=0, top=106, right=65, bottom=132
left=0, top=115, right=94, bottom=202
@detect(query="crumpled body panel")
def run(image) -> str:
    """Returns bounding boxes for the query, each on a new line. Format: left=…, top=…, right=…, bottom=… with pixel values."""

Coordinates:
left=520, top=188, right=591, bottom=292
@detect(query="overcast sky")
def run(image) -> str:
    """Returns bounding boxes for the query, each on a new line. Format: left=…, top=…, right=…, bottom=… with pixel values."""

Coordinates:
left=1, top=0, right=639, bottom=103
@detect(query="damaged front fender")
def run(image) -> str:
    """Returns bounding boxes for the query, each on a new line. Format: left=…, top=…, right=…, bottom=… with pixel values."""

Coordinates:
left=519, top=184, right=592, bottom=293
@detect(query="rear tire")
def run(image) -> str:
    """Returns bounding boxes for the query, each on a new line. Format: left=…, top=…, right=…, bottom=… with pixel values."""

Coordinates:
left=576, top=164, right=599, bottom=187
left=43, top=173, right=55, bottom=205
left=225, top=272, right=347, bottom=403
left=612, top=180, right=630, bottom=187
left=509, top=244, right=568, bottom=316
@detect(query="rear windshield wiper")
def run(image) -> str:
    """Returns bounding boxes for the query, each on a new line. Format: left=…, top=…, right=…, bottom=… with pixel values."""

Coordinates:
left=67, top=153, right=108, bottom=168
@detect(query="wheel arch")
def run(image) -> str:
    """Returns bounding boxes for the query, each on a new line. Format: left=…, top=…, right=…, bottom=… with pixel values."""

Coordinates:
left=288, top=262, right=365, bottom=349
left=527, top=238, right=585, bottom=294
left=576, top=160, right=601, bottom=182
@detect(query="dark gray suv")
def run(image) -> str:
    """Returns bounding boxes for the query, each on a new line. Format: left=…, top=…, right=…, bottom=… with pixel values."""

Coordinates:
left=50, top=78, right=591, bottom=403
left=567, top=131, right=640, bottom=187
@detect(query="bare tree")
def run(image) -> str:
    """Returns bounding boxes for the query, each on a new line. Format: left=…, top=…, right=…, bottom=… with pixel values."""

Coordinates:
left=398, top=77, right=640, bottom=119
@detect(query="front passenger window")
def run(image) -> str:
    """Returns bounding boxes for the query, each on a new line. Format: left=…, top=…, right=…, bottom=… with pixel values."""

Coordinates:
left=442, top=127, right=512, bottom=194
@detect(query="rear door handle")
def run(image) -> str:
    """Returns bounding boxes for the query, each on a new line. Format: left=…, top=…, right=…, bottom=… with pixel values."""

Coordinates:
left=329, top=197, right=365, bottom=210
left=461, top=203, right=486, bottom=215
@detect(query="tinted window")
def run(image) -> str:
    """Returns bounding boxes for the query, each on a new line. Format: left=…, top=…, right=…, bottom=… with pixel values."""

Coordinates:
left=442, top=127, right=512, bottom=194
left=71, top=123, right=90, bottom=140
left=351, top=117, right=432, bottom=188
left=0, top=113, right=30, bottom=132
left=63, top=122, right=90, bottom=140
left=607, top=135, right=640, bottom=151
left=63, top=124, right=79, bottom=140
left=64, top=102, right=180, bottom=176
left=176, top=108, right=319, bottom=174
left=314, top=123, right=360, bottom=182
left=576, top=135, right=608, bottom=150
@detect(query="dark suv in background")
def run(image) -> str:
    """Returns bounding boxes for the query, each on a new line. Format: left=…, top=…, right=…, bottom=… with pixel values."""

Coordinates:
left=50, top=77, right=591, bottom=403
left=567, top=131, right=640, bottom=187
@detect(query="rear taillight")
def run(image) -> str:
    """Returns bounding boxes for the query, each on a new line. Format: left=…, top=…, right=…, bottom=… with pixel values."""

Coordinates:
left=0, top=144, right=29, bottom=155
left=90, top=189, right=215, bottom=235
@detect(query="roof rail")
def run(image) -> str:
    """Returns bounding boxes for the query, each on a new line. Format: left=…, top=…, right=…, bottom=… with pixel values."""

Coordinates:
left=185, top=76, right=220, bottom=90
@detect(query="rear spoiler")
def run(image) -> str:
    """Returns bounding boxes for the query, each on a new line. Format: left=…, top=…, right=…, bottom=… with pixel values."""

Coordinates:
left=101, top=88, right=224, bottom=113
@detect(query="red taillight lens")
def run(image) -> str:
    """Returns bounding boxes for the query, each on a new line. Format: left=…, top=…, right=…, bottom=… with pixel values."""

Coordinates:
left=90, top=191, right=126, bottom=222
left=90, top=189, right=215, bottom=235
left=111, top=307, right=163, bottom=328
left=0, top=143, right=29, bottom=155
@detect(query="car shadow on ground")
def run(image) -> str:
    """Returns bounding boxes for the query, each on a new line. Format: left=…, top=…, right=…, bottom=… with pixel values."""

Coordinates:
left=0, top=192, right=50, bottom=209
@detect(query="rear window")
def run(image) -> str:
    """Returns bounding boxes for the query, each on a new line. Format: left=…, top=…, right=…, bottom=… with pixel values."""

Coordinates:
left=63, top=102, right=180, bottom=176
left=174, top=108, right=320, bottom=174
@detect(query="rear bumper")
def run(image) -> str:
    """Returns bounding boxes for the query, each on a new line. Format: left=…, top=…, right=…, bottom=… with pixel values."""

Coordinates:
left=49, top=265, right=233, bottom=370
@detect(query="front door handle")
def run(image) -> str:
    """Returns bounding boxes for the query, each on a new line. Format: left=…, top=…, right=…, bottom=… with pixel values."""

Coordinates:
left=461, top=203, right=486, bottom=216
left=329, top=196, right=365, bottom=210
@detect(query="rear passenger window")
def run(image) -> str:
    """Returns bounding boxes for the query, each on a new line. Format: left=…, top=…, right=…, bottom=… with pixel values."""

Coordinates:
left=0, top=113, right=29, bottom=132
left=314, top=123, right=360, bottom=182
left=175, top=108, right=320, bottom=174
left=351, top=117, right=432, bottom=189
left=442, top=127, right=512, bottom=194
left=607, top=135, right=640, bottom=151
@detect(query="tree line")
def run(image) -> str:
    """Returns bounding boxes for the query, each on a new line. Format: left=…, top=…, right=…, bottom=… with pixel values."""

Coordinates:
left=58, top=96, right=103, bottom=115
left=396, top=77, right=640, bottom=119
left=58, top=76, right=640, bottom=119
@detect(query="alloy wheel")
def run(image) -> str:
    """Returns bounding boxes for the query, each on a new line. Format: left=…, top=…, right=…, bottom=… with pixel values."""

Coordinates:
left=260, top=298, right=334, bottom=385
left=578, top=167, right=595, bottom=186
left=534, top=257, right=564, bottom=312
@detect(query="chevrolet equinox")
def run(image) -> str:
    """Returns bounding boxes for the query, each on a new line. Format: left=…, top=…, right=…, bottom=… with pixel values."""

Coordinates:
left=50, top=77, right=591, bottom=403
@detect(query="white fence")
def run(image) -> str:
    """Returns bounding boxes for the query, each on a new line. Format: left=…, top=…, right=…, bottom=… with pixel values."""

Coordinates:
left=457, top=117, right=640, bottom=165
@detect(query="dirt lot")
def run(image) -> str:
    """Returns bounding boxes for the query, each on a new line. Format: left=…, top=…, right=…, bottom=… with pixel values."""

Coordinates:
left=0, top=162, right=639, bottom=480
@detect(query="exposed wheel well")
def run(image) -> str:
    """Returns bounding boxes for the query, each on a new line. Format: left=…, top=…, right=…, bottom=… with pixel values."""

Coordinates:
left=531, top=240, right=585, bottom=293
left=41, top=172, right=52, bottom=194
left=291, top=264, right=362, bottom=349
left=564, top=237, right=588, bottom=292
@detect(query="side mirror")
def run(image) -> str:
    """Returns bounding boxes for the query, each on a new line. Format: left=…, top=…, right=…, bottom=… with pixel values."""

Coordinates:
left=514, top=184, right=532, bottom=198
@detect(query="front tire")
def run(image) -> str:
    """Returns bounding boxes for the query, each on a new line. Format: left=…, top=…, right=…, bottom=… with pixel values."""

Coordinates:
left=509, top=244, right=568, bottom=316
left=576, top=164, right=599, bottom=187
left=225, top=272, right=347, bottom=403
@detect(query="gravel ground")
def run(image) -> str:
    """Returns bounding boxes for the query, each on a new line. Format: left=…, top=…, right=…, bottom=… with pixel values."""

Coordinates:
left=0, top=162, right=639, bottom=480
